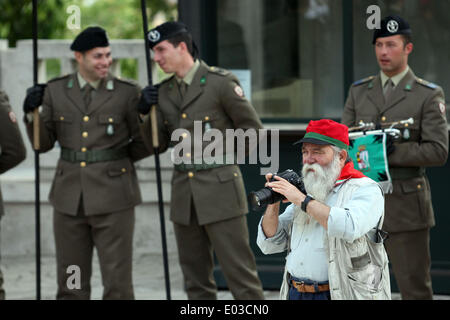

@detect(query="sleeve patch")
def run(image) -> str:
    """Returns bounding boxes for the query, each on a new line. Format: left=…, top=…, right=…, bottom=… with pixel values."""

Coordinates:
left=8, top=111, right=17, bottom=123
left=439, top=102, right=446, bottom=115
left=234, top=85, right=244, bottom=97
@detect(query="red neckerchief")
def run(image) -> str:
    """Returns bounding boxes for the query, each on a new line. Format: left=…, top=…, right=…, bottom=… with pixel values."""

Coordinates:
left=335, top=161, right=366, bottom=186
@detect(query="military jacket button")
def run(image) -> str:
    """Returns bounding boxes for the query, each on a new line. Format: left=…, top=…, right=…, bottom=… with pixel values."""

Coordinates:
left=81, top=147, right=87, bottom=152
left=182, top=113, right=187, bottom=119
left=82, top=131, right=88, bottom=138
left=188, top=172, right=194, bottom=178
left=83, top=116, right=89, bottom=122
left=80, top=161, right=86, bottom=167
left=381, top=116, right=386, bottom=122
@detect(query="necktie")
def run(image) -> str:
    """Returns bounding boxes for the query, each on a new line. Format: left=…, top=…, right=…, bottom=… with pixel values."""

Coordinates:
left=383, top=79, right=395, bottom=104
left=83, top=84, right=93, bottom=107
left=179, top=81, right=188, bottom=99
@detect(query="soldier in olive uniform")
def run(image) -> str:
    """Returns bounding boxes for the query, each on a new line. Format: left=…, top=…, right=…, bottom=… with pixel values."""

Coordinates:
left=23, top=27, right=150, bottom=299
left=138, top=22, right=265, bottom=299
left=0, top=90, right=27, bottom=299
left=342, top=15, right=448, bottom=299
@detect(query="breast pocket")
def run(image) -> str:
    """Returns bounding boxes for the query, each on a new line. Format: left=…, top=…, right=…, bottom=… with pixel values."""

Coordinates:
left=99, top=114, right=122, bottom=136
left=52, top=113, right=74, bottom=143
left=162, top=114, right=180, bottom=136
left=195, top=110, right=225, bottom=132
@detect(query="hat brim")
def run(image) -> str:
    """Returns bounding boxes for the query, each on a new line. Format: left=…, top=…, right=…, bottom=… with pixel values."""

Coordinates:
left=293, top=137, right=333, bottom=146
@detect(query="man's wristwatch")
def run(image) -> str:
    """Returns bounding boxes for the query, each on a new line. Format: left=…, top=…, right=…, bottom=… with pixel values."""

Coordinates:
left=301, top=194, right=314, bottom=212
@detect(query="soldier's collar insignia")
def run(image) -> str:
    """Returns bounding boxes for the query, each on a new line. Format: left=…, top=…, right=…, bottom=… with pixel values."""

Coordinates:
left=106, top=80, right=114, bottom=90
left=368, top=81, right=374, bottom=89
left=200, top=76, right=206, bottom=85
left=405, top=84, right=412, bottom=91
left=67, top=78, right=74, bottom=88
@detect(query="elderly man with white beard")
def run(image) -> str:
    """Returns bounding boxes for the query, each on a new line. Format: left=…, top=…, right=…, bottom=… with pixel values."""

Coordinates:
left=257, top=119, right=391, bottom=300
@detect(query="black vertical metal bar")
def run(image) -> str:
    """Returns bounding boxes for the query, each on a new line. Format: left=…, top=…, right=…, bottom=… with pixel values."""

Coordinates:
left=140, top=0, right=171, bottom=300
left=342, top=0, right=354, bottom=104
left=201, top=0, right=217, bottom=65
left=32, top=0, right=41, bottom=300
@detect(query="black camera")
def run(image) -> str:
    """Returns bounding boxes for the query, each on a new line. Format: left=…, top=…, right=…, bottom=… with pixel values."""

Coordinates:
left=248, top=169, right=306, bottom=211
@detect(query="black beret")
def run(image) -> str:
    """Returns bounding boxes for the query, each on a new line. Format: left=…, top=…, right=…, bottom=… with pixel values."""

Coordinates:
left=70, top=26, right=109, bottom=52
left=147, top=21, right=189, bottom=49
left=372, top=15, right=411, bottom=44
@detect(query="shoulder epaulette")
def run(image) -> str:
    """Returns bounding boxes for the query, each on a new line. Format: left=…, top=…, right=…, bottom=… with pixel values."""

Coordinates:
left=352, top=76, right=375, bottom=86
left=115, top=77, right=139, bottom=87
left=415, top=77, right=438, bottom=89
left=48, top=74, right=71, bottom=83
left=208, top=66, right=229, bottom=76
left=155, top=74, right=175, bottom=86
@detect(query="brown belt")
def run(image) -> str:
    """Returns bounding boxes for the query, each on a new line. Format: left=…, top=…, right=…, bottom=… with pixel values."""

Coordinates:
left=291, top=280, right=330, bottom=293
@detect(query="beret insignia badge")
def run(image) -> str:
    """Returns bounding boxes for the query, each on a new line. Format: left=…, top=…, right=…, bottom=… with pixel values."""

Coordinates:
left=148, top=30, right=160, bottom=42
left=387, top=20, right=399, bottom=33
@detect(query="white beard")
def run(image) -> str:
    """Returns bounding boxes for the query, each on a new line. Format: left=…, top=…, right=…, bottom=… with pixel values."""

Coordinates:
left=301, top=153, right=342, bottom=202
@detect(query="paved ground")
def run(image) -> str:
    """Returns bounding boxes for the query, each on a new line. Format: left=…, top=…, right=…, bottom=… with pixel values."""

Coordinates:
left=1, top=253, right=280, bottom=300
left=1, top=253, right=449, bottom=300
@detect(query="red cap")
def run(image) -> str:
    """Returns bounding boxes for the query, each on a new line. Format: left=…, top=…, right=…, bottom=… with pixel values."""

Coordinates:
left=296, top=119, right=349, bottom=150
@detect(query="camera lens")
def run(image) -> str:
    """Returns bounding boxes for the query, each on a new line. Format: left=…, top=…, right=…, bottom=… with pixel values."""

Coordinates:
left=248, top=192, right=262, bottom=210
left=248, top=188, right=276, bottom=211
left=247, top=169, right=304, bottom=211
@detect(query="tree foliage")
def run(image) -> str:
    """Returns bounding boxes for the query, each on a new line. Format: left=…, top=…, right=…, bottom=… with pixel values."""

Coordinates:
left=0, top=0, right=66, bottom=46
left=0, top=0, right=177, bottom=46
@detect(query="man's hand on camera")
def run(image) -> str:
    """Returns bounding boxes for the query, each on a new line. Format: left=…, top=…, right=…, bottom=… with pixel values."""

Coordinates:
left=137, top=85, right=158, bottom=115
left=264, top=173, right=273, bottom=186
left=267, top=175, right=306, bottom=206
left=23, top=84, right=46, bottom=113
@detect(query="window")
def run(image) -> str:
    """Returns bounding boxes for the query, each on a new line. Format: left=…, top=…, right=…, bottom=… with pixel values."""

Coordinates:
left=216, top=0, right=343, bottom=121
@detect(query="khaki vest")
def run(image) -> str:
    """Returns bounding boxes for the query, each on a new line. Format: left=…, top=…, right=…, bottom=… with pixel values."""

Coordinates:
left=280, top=177, right=391, bottom=300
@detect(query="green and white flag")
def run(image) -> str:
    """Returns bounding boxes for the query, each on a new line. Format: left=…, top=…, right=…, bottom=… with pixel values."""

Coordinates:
left=348, top=133, right=393, bottom=194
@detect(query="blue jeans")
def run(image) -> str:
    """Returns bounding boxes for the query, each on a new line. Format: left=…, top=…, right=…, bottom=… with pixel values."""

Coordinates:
left=288, top=276, right=331, bottom=300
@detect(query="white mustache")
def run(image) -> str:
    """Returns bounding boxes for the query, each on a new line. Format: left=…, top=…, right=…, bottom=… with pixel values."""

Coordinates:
left=302, top=163, right=325, bottom=177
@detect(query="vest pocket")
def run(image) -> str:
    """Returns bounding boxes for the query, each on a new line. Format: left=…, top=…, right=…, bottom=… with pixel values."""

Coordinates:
left=347, top=263, right=383, bottom=296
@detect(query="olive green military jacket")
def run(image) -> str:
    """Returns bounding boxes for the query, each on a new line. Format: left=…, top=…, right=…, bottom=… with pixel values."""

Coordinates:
left=0, top=90, right=26, bottom=216
left=25, top=73, right=150, bottom=216
left=141, top=60, right=263, bottom=225
left=342, top=68, right=448, bottom=232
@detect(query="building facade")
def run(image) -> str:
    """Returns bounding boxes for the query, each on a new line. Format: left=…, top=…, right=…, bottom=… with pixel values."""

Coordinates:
left=178, top=0, right=450, bottom=294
